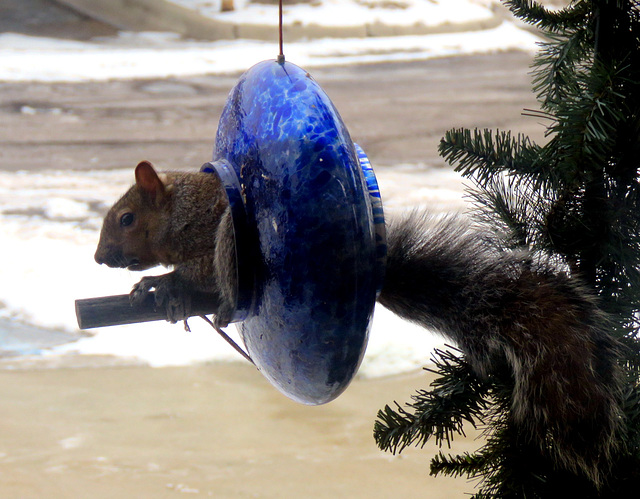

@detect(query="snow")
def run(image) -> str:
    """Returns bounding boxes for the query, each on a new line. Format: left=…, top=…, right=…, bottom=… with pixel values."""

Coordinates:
left=184, top=0, right=494, bottom=28
left=0, top=0, right=541, bottom=83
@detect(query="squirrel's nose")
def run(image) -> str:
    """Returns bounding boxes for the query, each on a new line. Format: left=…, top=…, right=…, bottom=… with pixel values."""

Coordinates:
left=94, top=246, right=111, bottom=266
left=94, top=251, right=104, bottom=265
left=94, top=246, right=130, bottom=268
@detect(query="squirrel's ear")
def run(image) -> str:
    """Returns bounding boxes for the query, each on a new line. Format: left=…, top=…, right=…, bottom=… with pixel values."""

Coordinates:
left=135, top=161, right=167, bottom=204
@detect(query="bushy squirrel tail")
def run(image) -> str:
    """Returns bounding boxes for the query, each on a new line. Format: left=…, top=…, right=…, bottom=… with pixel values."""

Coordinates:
left=378, top=211, right=623, bottom=484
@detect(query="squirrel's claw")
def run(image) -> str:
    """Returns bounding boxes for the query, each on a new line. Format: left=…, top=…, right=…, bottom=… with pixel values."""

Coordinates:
left=160, top=289, right=192, bottom=324
left=130, top=275, right=159, bottom=306
left=130, top=274, right=192, bottom=324
left=213, top=302, right=233, bottom=329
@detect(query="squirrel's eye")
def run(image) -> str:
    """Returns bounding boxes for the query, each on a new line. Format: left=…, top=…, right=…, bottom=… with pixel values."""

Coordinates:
left=120, top=212, right=135, bottom=227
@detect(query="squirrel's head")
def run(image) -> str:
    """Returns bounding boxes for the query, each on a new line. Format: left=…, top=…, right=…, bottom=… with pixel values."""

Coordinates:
left=95, top=161, right=173, bottom=271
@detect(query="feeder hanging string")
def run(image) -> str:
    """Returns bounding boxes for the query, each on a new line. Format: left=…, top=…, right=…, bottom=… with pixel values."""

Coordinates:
left=278, top=0, right=285, bottom=64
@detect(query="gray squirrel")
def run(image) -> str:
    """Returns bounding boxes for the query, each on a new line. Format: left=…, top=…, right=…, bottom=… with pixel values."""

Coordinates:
left=95, top=161, right=237, bottom=326
left=95, top=160, right=621, bottom=484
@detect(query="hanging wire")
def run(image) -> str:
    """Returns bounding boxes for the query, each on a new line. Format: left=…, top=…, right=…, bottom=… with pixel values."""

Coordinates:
left=199, top=315, right=255, bottom=365
left=277, top=0, right=285, bottom=64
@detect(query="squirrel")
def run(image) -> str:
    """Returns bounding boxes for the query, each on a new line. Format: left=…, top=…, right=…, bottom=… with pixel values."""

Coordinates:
left=94, top=160, right=237, bottom=326
left=95, top=160, right=621, bottom=484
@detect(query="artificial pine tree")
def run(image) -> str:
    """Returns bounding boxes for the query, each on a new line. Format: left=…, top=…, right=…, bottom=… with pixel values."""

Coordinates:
left=374, top=1, right=640, bottom=496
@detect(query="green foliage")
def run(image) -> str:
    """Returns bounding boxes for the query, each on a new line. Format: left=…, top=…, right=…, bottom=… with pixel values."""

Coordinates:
left=376, top=0, right=640, bottom=495
left=374, top=347, right=489, bottom=454
left=505, top=0, right=592, bottom=32
left=439, top=128, right=546, bottom=184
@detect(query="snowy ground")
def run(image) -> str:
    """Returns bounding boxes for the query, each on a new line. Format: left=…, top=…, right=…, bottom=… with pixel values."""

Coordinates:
left=0, top=0, right=540, bottom=375
left=173, top=0, right=495, bottom=28
left=0, top=0, right=540, bottom=83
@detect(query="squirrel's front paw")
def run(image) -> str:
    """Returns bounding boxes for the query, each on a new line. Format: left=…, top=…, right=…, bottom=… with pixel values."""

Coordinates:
left=213, top=300, right=234, bottom=329
left=130, top=274, right=192, bottom=324
left=130, top=275, right=160, bottom=306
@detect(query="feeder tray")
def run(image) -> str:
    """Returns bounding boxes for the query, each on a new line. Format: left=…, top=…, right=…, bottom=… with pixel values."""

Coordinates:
left=204, top=60, right=386, bottom=404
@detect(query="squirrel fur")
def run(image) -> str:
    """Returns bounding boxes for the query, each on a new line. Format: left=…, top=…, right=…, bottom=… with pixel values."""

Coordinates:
left=96, top=161, right=621, bottom=484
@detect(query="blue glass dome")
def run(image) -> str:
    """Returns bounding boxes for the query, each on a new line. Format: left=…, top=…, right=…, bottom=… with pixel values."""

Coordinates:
left=202, top=60, right=385, bottom=405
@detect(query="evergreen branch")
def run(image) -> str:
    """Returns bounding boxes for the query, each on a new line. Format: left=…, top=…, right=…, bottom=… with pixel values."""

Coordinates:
left=521, top=107, right=555, bottom=121
left=439, top=128, right=546, bottom=186
left=546, top=59, right=628, bottom=178
left=430, top=451, right=486, bottom=479
left=466, top=175, right=548, bottom=250
left=532, top=31, right=592, bottom=110
left=374, top=402, right=420, bottom=455
left=374, top=348, right=490, bottom=455
left=504, top=0, right=591, bottom=32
